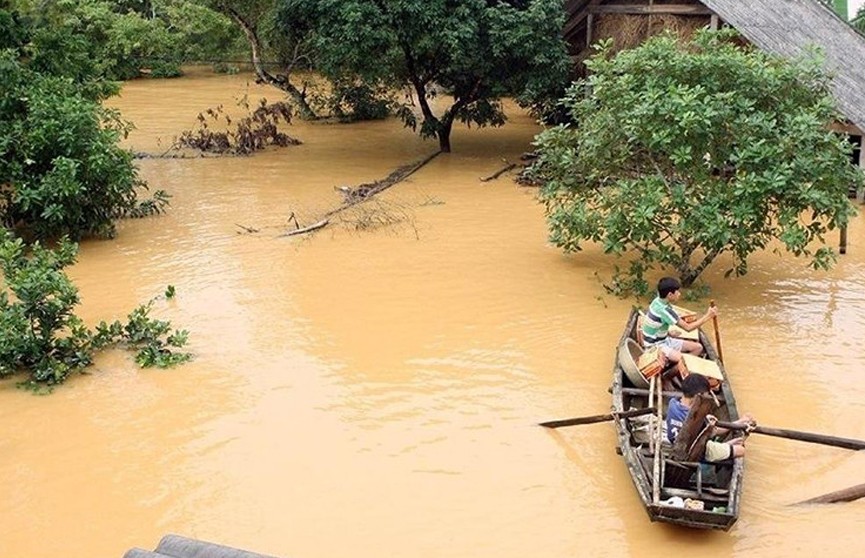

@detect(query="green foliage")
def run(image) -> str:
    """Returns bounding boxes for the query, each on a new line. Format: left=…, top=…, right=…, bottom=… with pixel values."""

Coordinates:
left=533, top=30, right=861, bottom=293
left=0, top=0, right=167, bottom=239
left=0, top=232, right=90, bottom=383
left=154, top=0, right=247, bottom=67
left=0, top=5, right=28, bottom=50
left=18, top=0, right=181, bottom=81
left=279, top=0, right=571, bottom=151
left=7, top=0, right=247, bottom=81
left=680, top=282, right=711, bottom=303
left=0, top=49, right=167, bottom=239
left=313, top=79, right=393, bottom=122
left=93, top=302, right=191, bottom=369
left=602, top=261, right=651, bottom=299
left=0, top=231, right=191, bottom=388
left=854, top=6, right=865, bottom=33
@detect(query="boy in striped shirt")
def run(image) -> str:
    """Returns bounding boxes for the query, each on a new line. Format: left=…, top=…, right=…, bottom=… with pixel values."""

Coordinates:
left=642, top=277, right=717, bottom=364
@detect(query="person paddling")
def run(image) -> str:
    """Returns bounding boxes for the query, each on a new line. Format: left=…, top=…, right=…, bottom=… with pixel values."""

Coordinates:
left=642, top=277, right=716, bottom=364
left=667, top=374, right=755, bottom=462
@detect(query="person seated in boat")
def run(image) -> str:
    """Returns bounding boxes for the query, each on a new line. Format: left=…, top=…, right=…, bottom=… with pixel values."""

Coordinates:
left=642, top=276, right=717, bottom=364
left=667, top=374, right=755, bottom=461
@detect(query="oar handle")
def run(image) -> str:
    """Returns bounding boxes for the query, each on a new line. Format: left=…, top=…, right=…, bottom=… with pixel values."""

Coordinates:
left=539, top=407, right=657, bottom=429
left=715, top=421, right=865, bottom=451
left=709, top=299, right=724, bottom=362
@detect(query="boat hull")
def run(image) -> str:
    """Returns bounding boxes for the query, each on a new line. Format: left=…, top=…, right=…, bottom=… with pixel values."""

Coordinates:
left=611, top=309, right=744, bottom=531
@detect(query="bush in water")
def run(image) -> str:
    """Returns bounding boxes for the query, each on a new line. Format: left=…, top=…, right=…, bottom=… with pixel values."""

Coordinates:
left=0, top=232, right=191, bottom=390
left=0, top=49, right=170, bottom=240
left=0, top=3, right=171, bottom=241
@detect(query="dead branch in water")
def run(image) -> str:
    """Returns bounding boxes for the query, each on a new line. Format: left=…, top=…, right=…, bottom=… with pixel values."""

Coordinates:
left=278, top=218, right=329, bottom=237
left=324, top=150, right=442, bottom=218
left=279, top=151, right=441, bottom=238
left=335, top=198, right=419, bottom=239
left=134, top=150, right=232, bottom=159
left=480, top=161, right=517, bottom=182
left=235, top=223, right=260, bottom=234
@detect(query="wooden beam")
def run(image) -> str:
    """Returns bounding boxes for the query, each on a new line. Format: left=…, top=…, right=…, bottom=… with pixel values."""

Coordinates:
left=620, top=386, right=726, bottom=403
left=840, top=225, right=848, bottom=254
left=589, top=4, right=714, bottom=15
left=858, top=135, right=865, bottom=203
left=671, top=394, right=716, bottom=461
left=830, top=120, right=863, bottom=135
left=564, top=0, right=603, bottom=39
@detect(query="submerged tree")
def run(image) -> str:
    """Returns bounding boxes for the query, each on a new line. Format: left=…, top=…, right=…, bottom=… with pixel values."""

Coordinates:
left=280, top=0, right=571, bottom=152
left=201, top=0, right=319, bottom=119
left=533, top=30, right=861, bottom=291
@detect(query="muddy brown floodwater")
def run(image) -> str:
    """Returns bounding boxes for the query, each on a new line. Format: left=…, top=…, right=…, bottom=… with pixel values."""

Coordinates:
left=2, top=69, right=865, bottom=558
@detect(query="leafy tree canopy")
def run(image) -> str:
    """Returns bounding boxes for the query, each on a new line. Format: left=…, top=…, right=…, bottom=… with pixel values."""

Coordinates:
left=16, top=0, right=184, bottom=80
left=533, top=30, right=861, bottom=293
left=279, top=0, right=571, bottom=152
left=0, top=4, right=167, bottom=240
left=7, top=0, right=246, bottom=80
left=146, top=0, right=246, bottom=71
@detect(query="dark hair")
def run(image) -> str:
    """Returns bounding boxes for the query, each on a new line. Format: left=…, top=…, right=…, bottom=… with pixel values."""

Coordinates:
left=681, top=374, right=710, bottom=397
left=657, top=277, right=681, bottom=299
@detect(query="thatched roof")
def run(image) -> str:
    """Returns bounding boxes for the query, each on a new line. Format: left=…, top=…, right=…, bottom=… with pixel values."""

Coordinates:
left=702, top=0, right=865, bottom=133
left=563, top=0, right=865, bottom=134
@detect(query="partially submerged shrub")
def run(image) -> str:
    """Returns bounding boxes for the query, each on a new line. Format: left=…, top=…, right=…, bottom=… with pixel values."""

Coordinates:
left=0, top=232, right=191, bottom=390
left=176, top=97, right=301, bottom=155
left=0, top=50, right=169, bottom=240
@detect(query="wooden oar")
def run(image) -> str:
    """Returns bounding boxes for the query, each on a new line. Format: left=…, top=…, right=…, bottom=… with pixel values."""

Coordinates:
left=794, top=483, right=865, bottom=505
left=539, top=407, right=657, bottom=429
left=715, top=420, right=865, bottom=450
left=710, top=299, right=723, bottom=362
left=651, top=376, right=663, bottom=504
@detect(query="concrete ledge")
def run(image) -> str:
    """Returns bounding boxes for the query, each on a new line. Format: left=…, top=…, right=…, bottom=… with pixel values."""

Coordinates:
left=154, top=534, right=282, bottom=558
left=122, top=549, right=172, bottom=558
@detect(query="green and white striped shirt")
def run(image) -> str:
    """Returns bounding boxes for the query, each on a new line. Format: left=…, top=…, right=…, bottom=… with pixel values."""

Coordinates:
left=642, top=296, right=680, bottom=346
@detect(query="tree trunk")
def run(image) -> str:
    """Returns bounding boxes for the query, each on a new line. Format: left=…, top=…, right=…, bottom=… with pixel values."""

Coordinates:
left=221, top=5, right=317, bottom=120
left=679, top=265, right=700, bottom=289
left=677, top=252, right=697, bottom=288
left=437, top=114, right=454, bottom=153
left=437, top=130, right=452, bottom=153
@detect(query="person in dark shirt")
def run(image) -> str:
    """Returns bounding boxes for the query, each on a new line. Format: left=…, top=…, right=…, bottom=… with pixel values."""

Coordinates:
left=666, top=374, right=754, bottom=462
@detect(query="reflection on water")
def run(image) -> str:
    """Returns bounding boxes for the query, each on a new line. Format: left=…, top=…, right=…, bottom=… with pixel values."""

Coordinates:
left=2, top=68, right=865, bottom=558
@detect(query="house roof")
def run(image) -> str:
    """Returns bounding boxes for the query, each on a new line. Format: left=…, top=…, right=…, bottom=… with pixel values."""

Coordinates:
left=564, top=0, right=865, bottom=134
left=701, top=0, right=865, bottom=133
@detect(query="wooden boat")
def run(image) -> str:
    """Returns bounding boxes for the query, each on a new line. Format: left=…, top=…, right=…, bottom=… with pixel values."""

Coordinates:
left=610, top=308, right=744, bottom=530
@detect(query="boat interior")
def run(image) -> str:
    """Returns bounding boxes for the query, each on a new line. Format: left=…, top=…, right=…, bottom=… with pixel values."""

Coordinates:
left=614, top=310, right=742, bottom=527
